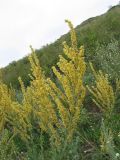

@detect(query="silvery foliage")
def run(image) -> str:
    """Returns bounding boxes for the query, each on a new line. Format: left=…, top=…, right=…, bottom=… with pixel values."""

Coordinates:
left=95, top=39, right=120, bottom=80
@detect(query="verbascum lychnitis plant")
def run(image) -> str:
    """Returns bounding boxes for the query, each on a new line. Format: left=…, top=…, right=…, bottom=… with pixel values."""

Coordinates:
left=100, top=120, right=118, bottom=160
left=0, top=19, right=119, bottom=159
left=87, top=63, right=120, bottom=159
left=0, top=81, right=30, bottom=141
left=22, top=47, right=60, bottom=145
left=21, top=20, right=86, bottom=145
left=87, top=63, right=115, bottom=119
left=47, top=20, right=86, bottom=141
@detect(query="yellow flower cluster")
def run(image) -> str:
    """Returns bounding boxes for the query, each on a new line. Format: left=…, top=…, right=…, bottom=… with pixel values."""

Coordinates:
left=0, top=82, right=29, bottom=141
left=0, top=20, right=86, bottom=146
left=65, top=20, right=77, bottom=51
left=87, top=63, right=115, bottom=118
left=21, top=47, right=60, bottom=145
left=0, top=20, right=119, bottom=150
left=16, top=20, right=86, bottom=144
left=47, top=20, right=86, bottom=141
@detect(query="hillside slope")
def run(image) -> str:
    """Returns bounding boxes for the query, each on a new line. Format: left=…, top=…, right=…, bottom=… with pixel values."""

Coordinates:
left=1, top=5, right=120, bottom=88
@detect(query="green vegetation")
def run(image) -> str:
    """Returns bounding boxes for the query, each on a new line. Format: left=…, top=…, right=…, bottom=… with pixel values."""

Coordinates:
left=1, top=5, right=120, bottom=89
left=0, top=5, right=120, bottom=160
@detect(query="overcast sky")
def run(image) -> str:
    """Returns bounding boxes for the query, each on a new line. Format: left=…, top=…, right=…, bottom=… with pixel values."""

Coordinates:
left=0, top=0, right=119, bottom=67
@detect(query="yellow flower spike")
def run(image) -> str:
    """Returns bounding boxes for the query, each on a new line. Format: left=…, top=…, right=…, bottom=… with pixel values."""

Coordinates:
left=87, top=63, right=115, bottom=118
left=0, top=81, right=30, bottom=141
left=18, top=77, right=26, bottom=96
left=65, top=20, right=77, bottom=51
left=47, top=20, right=86, bottom=142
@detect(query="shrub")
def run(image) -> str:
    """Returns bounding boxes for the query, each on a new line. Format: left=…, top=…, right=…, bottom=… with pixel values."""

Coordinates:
left=95, top=39, right=120, bottom=81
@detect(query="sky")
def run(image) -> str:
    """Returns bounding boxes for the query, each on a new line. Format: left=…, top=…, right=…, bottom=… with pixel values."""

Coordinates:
left=0, top=0, right=119, bottom=68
